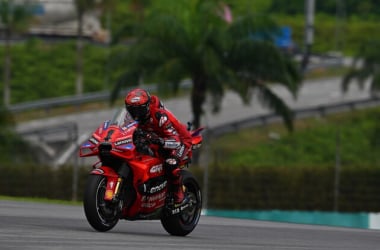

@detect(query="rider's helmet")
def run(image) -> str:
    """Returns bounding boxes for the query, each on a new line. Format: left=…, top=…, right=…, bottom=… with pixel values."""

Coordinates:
left=125, top=88, right=151, bottom=123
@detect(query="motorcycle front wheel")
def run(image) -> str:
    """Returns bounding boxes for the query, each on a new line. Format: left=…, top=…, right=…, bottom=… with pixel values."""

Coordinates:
left=160, top=170, right=202, bottom=236
left=83, top=175, right=120, bottom=232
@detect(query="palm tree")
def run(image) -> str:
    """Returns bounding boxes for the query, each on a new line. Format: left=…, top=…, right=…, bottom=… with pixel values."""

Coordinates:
left=0, top=0, right=32, bottom=106
left=342, top=39, right=380, bottom=160
left=342, top=39, right=380, bottom=97
left=110, top=0, right=301, bottom=130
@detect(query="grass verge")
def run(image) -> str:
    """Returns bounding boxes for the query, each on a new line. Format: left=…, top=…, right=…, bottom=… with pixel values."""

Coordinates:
left=0, top=195, right=82, bottom=206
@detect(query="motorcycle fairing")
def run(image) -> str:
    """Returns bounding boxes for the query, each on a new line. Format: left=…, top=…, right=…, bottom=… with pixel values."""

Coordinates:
left=191, top=127, right=204, bottom=150
left=90, top=166, right=119, bottom=201
left=124, top=157, right=168, bottom=217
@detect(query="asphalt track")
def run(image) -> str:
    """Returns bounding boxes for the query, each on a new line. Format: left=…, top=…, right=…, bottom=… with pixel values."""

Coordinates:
left=0, top=200, right=379, bottom=250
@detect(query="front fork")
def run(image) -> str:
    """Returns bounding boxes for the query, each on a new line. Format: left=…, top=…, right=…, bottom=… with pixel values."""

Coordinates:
left=105, top=177, right=123, bottom=201
left=91, top=163, right=130, bottom=202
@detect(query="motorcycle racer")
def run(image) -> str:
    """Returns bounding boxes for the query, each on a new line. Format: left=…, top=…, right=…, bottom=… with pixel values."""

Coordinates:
left=124, top=88, right=192, bottom=207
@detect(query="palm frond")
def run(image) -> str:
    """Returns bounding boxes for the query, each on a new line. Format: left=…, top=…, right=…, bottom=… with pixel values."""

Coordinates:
left=207, top=75, right=226, bottom=113
left=256, top=84, right=294, bottom=131
left=110, top=71, right=140, bottom=104
left=282, top=58, right=302, bottom=98
left=228, top=13, right=278, bottom=42
left=342, top=69, right=360, bottom=93
left=226, top=40, right=301, bottom=98
left=153, top=58, right=187, bottom=94
left=370, top=72, right=380, bottom=97
left=343, top=39, right=380, bottom=96
left=342, top=67, right=372, bottom=92
left=141, top=14, right=190, bottom=58
left=109, top=1, right=301, bottom=131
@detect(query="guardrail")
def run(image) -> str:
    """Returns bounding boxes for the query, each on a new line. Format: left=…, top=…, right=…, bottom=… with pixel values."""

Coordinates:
left=8, top=88, right=133, bottom=113
left=207, top=96, right=380, bottom=138
left=8, top=91, right=112, bottom=113
left=8, top=81, right=192, bottom=113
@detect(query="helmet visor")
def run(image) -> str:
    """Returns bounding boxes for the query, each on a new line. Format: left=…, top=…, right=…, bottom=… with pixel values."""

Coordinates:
left=126, top=103, right=149, bottom=121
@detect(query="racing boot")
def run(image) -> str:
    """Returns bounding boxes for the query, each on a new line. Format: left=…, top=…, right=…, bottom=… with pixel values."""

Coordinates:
left=171, top=168, right=185, bottom=206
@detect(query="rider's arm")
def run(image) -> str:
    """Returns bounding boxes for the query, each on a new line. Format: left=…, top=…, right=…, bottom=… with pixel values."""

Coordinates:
left=154, top=111, right=182, bottom=149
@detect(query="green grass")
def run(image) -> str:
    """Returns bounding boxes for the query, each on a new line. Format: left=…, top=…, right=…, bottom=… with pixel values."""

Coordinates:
left=210, top=107, right=380, bottom=169
left=0, top=195, right=82, bottom=206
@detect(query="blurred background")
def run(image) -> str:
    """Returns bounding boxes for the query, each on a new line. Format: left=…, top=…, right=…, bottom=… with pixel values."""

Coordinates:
left=0, top=0, right=379, bottom=217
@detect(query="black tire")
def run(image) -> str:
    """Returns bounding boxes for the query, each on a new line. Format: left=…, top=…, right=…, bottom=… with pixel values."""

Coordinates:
left=160, top=170, right=202, bottom=236
left=83, top=175, right=120, bottom=232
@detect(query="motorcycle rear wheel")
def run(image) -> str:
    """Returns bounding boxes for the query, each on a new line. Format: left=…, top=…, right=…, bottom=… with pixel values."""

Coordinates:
left=83, top=175, right=120, bottom=232
left=160, top=170, right=202, bottom=236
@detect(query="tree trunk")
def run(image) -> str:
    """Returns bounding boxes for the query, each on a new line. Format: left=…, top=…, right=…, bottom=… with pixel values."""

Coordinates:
left=3, top=28, right=11, bottom=107
left=191, top=74, right=207, bottom=128
left=190, top=74, right=207, bottom=165
left=76, top=14, right=84, bottom=96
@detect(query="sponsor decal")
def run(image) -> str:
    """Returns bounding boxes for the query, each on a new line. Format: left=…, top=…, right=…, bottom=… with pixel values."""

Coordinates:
left=171, top=203, right=190, bottom=215
left=176, top=144, right=185, bottom=158
left=115, top=138, right=132, bottom=146
left=126, top=121, right=138, bottom=128
left=166, top=158, right=178, bottom=165
left=89, top=137, right=99, bottom=145
left=165, top=125, right=178, bottom=135
left=117, top=143, right=134, bottom=150
left=82, top=142, right=92, bottom=147
left=150, top=164, right=163, bottom=174
left=141, top=192, right=166, bottom=208
left=149, top=180, right=167, bottom=194
left=131, top=96, right=141, bottom=103
left=164, top=140, right=180, bottom=149
left=103, top=120, right=110, bottom=130
left=141, top=202, right=156, bottom=208
left=141, top=192, right=166, bottom=202
left=126, top=144, right=134, bottom=149
left=158, top=115, right=168, bottom=127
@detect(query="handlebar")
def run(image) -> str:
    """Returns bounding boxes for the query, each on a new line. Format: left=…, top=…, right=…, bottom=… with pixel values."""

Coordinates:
left=133, top=128, right=155, bottom=156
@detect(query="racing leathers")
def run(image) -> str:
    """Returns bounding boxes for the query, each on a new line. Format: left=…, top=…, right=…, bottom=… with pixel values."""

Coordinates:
left=133, top=95, right=192, bottom=205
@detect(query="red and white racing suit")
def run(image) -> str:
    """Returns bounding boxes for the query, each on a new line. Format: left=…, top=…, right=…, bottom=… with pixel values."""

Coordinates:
left=138, top=95, right=192, bottom=167
left=136, top=95, right=192, bottom=203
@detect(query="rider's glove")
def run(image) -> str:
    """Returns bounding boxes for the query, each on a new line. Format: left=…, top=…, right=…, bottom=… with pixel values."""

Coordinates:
left=151, top=137, right=164, bottom=146
left=146, top=133, right=164, bottom=146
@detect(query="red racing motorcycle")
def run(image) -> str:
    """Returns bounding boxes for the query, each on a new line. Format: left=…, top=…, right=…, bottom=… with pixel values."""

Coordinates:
left=79, top=109, right=204, bottom=236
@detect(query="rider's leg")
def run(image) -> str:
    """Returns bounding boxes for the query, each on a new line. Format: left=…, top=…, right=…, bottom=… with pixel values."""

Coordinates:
left=165, top=157, right=184, bottom=205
